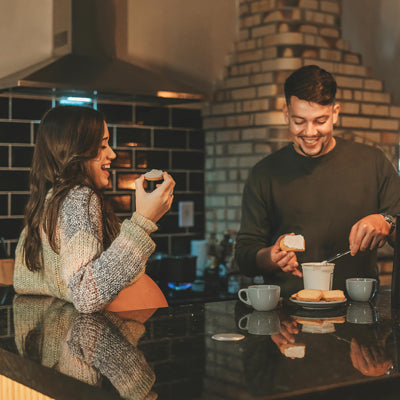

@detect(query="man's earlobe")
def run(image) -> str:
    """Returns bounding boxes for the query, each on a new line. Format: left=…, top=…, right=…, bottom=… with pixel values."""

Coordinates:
left=282, top=103, right=289, bottom=123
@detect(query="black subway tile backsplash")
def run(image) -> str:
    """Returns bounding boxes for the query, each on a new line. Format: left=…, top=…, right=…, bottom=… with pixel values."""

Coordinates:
left=11, top=194, right=30, bottom=215
left=1, top=91, right=204, bottom=255
left=0, top=195, right=7, bottom=215
left=116, top=127, right=151, bottom=147
left=12, top=98, right=52, bottom=121
left=154, top=129, right=186, bottom=149
left=0, top=218, right=23, bottom=240
left=189, top=172, right=204, bottom=191
left=0, top=97, right=8, bottom=118
left=136, top=106, right=169, bottom=127
left=171, top=108, right=202, bottom=129
left=0, top=146, right=8, bottom=167
left=0, top=171, right=30, bottom=191
left=0, top=122, right=31, bottom=143
left=136, top=150, right=169, bottom=170
left=12, top=146, right=34, bottom=167
left=188, top=131, right=205, bottom=149
left=97, top=103, right=133, bottom=124
left=171, top=151, right=204, bottom=170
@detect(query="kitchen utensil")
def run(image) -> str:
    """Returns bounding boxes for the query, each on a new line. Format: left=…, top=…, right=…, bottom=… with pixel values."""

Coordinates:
left=322, top=249, right=351, bottom=264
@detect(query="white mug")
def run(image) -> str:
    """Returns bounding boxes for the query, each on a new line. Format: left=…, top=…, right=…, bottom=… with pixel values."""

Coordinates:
left=238, top=285, right=280, bottom=311
left=238, top=310, right=280, bottom=335
left=346, top=278, right=377, bottom=302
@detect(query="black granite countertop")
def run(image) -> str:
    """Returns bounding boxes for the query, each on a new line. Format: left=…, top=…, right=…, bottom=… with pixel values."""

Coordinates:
left=2, top=285, right=400, bottom=399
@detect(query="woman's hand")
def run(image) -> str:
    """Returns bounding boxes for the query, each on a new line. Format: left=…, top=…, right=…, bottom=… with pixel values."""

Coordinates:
left=135, top=172, right=175, bottom=223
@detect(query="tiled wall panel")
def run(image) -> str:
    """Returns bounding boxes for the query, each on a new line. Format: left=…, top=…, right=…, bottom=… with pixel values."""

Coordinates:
left=0, top=91, right=204, bottom=257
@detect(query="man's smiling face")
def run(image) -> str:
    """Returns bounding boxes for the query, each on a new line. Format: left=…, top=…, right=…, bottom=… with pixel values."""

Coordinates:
left=283, top=95, right=340, bottom=158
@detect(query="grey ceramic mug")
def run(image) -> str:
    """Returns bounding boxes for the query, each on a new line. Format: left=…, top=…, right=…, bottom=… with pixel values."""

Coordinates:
left=345, top=278, right=377, bottom=302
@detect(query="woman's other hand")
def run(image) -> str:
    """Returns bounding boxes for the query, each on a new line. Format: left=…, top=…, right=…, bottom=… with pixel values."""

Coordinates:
left=135, top=172, right=175, bottom=223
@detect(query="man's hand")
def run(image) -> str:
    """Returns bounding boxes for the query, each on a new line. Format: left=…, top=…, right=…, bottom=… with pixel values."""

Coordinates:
left=350, top=339, right=392, bottom=377
left=256, top=234, right=302, bottom=277
left=349, top=214, right=390, bottom=256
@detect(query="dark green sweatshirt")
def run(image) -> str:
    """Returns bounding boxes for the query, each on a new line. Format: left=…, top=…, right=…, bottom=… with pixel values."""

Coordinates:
left=235, top=137, right=400, bottom=296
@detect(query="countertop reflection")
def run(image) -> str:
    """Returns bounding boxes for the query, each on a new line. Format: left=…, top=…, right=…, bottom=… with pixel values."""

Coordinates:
left=2, top=287, right=400, bottom=399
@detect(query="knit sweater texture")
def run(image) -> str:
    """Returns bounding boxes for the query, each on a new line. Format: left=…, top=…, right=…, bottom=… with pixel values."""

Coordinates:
left=14, top=186, right=158, bottom=313
left=235, top=138, right=400, bottom=296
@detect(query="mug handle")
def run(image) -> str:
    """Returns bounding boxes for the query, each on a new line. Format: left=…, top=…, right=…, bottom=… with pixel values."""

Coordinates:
left=370, top=278, right=378, bottom=301
left=238, top=288, right=251, bottom=306
left=238, top=314, right=249, bottom=330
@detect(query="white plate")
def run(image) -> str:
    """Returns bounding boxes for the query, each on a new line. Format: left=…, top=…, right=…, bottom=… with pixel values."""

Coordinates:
left=289, top=297, right=347, bottom=310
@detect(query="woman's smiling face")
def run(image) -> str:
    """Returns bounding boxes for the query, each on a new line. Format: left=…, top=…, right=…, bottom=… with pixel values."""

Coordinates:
left=85, top=122, right=116, bottom=189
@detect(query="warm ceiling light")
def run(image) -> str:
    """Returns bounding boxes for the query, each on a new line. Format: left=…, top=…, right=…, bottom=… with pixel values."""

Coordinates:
left=157, top=91, right=204, bottom=100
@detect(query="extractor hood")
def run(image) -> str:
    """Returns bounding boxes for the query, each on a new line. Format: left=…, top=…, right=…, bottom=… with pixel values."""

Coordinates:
left=0, top=0, right=205, bottom=101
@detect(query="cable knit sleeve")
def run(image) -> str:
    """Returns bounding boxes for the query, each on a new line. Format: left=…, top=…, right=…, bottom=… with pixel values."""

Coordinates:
left=60, top=186, right=158, bottom=313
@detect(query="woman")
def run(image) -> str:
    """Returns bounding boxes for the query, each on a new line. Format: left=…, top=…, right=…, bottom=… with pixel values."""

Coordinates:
left=13, top=105, right=175, bottom=313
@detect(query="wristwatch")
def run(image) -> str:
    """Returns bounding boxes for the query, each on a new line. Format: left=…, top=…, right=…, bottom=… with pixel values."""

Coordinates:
left=381, top=213, right=396, bottom=235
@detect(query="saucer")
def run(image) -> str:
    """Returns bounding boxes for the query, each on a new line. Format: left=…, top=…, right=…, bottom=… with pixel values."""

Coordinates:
left=289, top=297, right=347, bottom=310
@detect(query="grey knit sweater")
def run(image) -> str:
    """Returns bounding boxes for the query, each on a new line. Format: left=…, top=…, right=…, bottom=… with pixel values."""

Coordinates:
left=14, top=186, right=158, bottom=313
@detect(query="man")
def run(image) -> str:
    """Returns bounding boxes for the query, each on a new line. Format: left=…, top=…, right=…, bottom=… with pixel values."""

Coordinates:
left=235, top=65, right=400, bottom=296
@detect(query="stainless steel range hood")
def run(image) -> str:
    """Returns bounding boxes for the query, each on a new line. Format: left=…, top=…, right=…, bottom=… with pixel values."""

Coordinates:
left=0, top=0, right=204, bottom=100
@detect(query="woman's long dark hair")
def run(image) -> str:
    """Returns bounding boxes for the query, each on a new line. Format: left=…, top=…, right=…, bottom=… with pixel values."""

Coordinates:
left=23, top=105, right=120, bottom=271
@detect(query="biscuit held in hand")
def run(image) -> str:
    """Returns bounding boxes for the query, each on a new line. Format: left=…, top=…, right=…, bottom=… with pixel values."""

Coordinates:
left=144, top=169, right=164, bottom=181
left=280, top=234, right=305, bottom=252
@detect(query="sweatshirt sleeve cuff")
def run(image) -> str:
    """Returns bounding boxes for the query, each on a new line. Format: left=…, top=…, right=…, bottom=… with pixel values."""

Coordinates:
left=130, top=212, right=158, bottom=234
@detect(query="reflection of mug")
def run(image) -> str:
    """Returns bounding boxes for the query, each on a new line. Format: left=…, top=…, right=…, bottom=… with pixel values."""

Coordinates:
left=302, top=263, right=334, bottom=290
left=346, top=278, right=377, bottom=302
left=238, top=285, right=280, bottom=311
left=238, top=311, right=280, bottom=335
left=346, top=302, right=378, bottom=324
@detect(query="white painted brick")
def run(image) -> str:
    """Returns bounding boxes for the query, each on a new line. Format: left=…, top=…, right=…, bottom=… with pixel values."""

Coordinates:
left=228, top=142, right=253, bottom=154
left=203, top=117, right=225, bottom=129
left=299, top=0, right=318, bottom=9
left=236, top=40, right=257, bottom=52
left=319, top=27, right=340, bottom=38
left=320, top=49, right=342, bottom=62
left=361, top=104, right=389, bottom=117
left=254, top=143, right=273, bottom=154
left=241, top=14, right=262, bottom=28
left=216, top=157, right=241, bottom=168
left=215, top=144, right=224, bottom=155
left=251, top=0, right=275, bottom=13
left=390, top=106, right=400, bottom=118
left=226, top=114, right=251, bottom=127
left=364, top=79, right=383, bottom=91
left=251, top=73, right=274, bottom=86
left=257, top=84, right=278, bottom=97
left=227, top=209, right=241, bottom=221
left=242, top=99, right=270, bottom=112
left=236, top=49, right=264, bottom=63
left=206, top=170, right=227, bottom=182
left=242, top=127, right=268, bottom=140
left=205, top=131, right=216, bottom=143
left=206, top=144, right=214, bottom=155
left=215, top=182, right=241, bottom=194
left=228, top=170, right=241, bottom=181
left=224, top=76, right=250, bottom=89
left=239, top=154, right=265, bottom=168
left=252, top=24, right=276, bottom=38
left=216, top=130, right=240, bottom=142
left=261, top=58, right=302, bottom=72
left=205, top=195, right=227, bottom=208
left=205, top=158, right=215, bottom=170
left=371, top=118, right=399, bottom=131
left=341, top=116, right=371, bottom=129
left=363, top=91, right=391, bottom=103
left=340, top=102, right=360, bottom=114
left=336, top=76, right=363, bottom=89
left=263, top=32, right=303, bottom=46
left=227, top=195, right=243, bottom=207
left=255, top=111, right=286, bottom=125
left=231, top=87, right=257, bottom=100
left=343, top=54, right=360, bottom=65
left=320, top=1, right=340, bottom=14
left=212, top=102, right=236, bottom=115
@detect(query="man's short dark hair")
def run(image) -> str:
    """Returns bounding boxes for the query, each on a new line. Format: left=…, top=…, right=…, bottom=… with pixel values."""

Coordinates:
left=284, top=65, right=337, bottom=106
